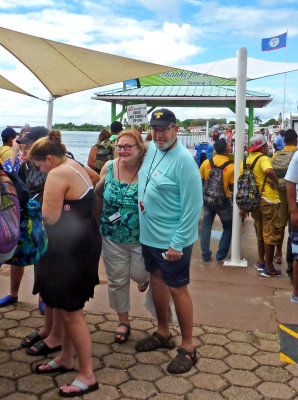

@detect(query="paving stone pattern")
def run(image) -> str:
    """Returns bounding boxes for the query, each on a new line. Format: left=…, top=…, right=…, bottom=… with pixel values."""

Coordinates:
left=0, top=302, right=298, bottom=399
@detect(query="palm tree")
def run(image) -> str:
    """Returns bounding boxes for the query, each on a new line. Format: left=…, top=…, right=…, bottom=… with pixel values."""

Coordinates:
left=253, top=116, right=262, bottom=124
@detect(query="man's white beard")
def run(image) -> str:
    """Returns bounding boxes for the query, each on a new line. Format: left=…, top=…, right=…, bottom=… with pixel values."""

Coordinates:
left=154, top=137, right=176, bottom=151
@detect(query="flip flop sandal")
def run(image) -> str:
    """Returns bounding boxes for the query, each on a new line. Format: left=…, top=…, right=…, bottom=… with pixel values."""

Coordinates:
left=26, top=339, right=62, bottom=356
left=35, top=360, right=74, bottom=374
left=0, top=294, right=18, bottom=307
left=138, top=280, right=150, bottom=293
left=59, top=379, right=99, bottom=398
left=114, top=322, right=131, bottom=343
left=21, top=332, right=43, bottom=348
left=135, top=331, right=175, bottom=352
left=167, top=347, right=197, bottom=374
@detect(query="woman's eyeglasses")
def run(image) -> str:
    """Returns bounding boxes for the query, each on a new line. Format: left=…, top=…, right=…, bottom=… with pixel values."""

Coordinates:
left=116, top=144, right=137, bottom=151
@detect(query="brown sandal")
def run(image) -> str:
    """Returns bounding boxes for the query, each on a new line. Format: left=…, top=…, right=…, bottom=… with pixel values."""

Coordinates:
left=167, top=347, right=197, bottom=374
left=135, top=331, right=175, bottom=352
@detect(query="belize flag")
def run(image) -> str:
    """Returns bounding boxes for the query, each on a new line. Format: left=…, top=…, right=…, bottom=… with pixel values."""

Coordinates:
left=262, top=32, right=287, bottom=51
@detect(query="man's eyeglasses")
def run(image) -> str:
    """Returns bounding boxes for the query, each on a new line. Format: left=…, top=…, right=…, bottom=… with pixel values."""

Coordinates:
left=150, top=124, right=176, bottom=134
left=116, top=144, right=138, bottom=151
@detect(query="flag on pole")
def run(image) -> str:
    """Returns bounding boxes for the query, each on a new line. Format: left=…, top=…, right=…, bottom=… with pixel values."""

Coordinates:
left=261, top=32, right=287, bottom=51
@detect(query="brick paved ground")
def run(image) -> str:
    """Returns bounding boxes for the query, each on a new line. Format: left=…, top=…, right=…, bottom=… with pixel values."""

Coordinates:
left=1, top=302, right=298, bottom=399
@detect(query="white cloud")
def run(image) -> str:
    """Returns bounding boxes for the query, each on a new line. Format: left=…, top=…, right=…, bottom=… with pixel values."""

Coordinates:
left=95, top=23, right=202, bottom=64
left=0, top=0, right=55, bottom=8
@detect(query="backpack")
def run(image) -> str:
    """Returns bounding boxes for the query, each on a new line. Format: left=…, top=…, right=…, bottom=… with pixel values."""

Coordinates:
left=195, top=142, right=214, bottom=167
left=272, top=149, right=297, bottom=192
left=6, top=198, right=48, bottom=266
left=95, top=139, right=115, bottom=173
left=203, top=158, right=231, bottom=210
left=0, top=168, right=20, bottom=263
left=236, top=155, right=266, bottom=212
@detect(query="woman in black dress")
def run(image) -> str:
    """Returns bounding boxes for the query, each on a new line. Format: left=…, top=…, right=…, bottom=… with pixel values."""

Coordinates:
left=29, top=130, right=101, bottom=398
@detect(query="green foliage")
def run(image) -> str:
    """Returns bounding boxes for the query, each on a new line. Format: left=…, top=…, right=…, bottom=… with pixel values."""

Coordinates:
left=178, top=118, right=227, bottom=129
left=53, top=118, right=230, bottom=131
left=52, top=122, right=105, bottom=131
left=253, top=116, right=262, bottom=124
left=261, top=118, right=277, bottom=127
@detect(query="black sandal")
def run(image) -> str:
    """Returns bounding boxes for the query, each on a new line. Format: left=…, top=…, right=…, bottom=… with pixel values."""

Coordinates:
left=21, top=332, right=43, bottom=348
left=135, top=331, right=175, bottom=352
left=167, top=347, right=197, bottom=374
left=114, top=323, right=130, bottom=344
left=26, top=340, right=62, bottom=356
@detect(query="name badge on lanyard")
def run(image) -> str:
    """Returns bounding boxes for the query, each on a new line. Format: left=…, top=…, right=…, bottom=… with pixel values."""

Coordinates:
left=108, top=211, right=121, bottom=224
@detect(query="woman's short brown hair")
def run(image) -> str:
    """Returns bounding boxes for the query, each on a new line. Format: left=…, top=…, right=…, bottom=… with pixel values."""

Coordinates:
left=117, top=129, right=145, bottom=158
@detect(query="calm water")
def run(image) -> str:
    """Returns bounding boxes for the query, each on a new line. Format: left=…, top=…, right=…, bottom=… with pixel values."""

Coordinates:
left=61, top=130, right=99, bottom=165
left=60, top=130, right=204, bottom=165
left=0, top=128, right=203, bottom=165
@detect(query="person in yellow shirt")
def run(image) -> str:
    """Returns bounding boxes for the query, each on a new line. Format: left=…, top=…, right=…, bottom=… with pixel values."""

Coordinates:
left=200, top=139, right=234, bottom=262
left=272, top=129, right=297, bottom=265
left=0, top=127, right=17, bottom=164
left=239, top=134, right=281, bottom=277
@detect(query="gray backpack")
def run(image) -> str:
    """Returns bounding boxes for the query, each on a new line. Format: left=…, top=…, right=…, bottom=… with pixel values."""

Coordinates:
left=203, top=158, right=231, bottom=210
left=272, top=149, right=297, bottom=192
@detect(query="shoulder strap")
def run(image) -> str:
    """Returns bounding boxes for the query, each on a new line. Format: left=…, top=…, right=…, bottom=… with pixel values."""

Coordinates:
left=209, top=158, right=215, bottom=168
left=250, top=154, right=263, bottom=171
left=249, top=154, right=267, bottom=192
left=219, top=160, right=232, bottom=170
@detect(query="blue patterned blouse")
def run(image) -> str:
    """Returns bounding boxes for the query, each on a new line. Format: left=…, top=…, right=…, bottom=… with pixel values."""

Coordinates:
left=100, top=161, right=140, bottom=244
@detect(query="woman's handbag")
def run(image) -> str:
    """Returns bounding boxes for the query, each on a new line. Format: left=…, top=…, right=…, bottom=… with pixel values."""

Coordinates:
left=0, top=169, right=20, bottom=263
left=6, top=198, right=48, bottom=266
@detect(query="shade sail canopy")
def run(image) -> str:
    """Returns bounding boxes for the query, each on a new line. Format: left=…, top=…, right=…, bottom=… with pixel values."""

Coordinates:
left=183, top=57, right=298, bottom=81
left=0, top=73, right=37, bottom=98
left=0, top=27, right=177, bottom=98
left=93, top=85, right=272, bottom=108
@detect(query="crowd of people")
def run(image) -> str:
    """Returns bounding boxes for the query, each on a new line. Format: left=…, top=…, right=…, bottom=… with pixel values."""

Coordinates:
left=0, top=112, right=297, bottom=397
left=0, top=109, right=202, bottom=397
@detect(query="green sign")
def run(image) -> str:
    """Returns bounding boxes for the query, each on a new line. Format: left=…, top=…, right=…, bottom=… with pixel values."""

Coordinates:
left=140, top=69, right=236, bottom=86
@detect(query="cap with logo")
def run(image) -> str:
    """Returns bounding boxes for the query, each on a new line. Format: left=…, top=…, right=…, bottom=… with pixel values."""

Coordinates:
left=1, top=127, right=17, bottom=143
left=150, top=108, right=176, bottom=127
left=246, top=134, right=267, bottom=152
left=16, top=126, right=49, bottom=145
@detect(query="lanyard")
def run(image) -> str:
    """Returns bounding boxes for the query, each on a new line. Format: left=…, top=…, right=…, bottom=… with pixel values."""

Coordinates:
left=141, top=138, right=177, bottom=202
left=117, top=159, right=140, bottom=207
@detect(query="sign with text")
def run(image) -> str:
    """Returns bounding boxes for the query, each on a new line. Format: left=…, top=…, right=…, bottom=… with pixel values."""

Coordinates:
left=127, top=104, right=148, bottom=125
left=139, top=69, right=236, bottom=86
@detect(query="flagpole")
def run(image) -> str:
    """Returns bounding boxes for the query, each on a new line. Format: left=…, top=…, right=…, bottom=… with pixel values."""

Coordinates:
left=282, top=29, right=288, bottom=128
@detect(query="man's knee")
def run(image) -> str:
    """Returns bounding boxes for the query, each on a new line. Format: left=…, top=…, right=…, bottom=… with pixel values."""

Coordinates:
left=168, top=285, right=189, bottom=297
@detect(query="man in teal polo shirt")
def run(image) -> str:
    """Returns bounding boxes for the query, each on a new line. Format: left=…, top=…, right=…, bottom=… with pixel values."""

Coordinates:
left=136, top=108, right=203, bottom=374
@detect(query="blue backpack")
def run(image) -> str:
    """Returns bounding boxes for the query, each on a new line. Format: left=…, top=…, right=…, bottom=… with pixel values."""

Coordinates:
left=195, top=142, right=214, bottom=167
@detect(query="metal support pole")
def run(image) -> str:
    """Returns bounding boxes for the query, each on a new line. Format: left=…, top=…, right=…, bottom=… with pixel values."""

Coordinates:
left=224, top=47, right=248, bottom=268
left=248, top=103, right=254, bottom=146
left=111, top=101, right=116, bottom=122
left=46, top=94, right=54, bottom=129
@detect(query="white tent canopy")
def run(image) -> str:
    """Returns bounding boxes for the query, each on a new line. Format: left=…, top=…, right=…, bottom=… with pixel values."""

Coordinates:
left=183, top=57, right=298, bottom=80
left=0, top=27, right=177, bottom=98
left=0, top=73, right=37, bottom=98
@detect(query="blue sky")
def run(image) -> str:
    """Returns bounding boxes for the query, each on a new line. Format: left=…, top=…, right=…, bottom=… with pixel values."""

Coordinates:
left=0, top=0, right=297, bottom=126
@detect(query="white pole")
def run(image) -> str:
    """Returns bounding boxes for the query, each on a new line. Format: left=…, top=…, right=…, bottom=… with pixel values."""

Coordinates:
left=282, top=29, right=288, bottom=128
left=224, top=47, right=248, bottom=268
left=206, top=119, right=209, bottom=142
left=47, top=94, right=54, bottom=129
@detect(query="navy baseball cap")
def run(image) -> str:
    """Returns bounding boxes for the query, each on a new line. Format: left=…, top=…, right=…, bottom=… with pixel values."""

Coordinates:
left=16, top=126, right=49, bottom=144
left=150, top=108, right=176, bottom=127
left=1, top=127, right=17, bottom=143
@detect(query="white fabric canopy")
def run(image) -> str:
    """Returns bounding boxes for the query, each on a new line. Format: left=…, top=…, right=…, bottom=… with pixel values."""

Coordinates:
left=0, top=27, right=176, bottom=98
left=183, top=57, right=298, bottom=80
left=0, top=73, right=37, bottom=98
